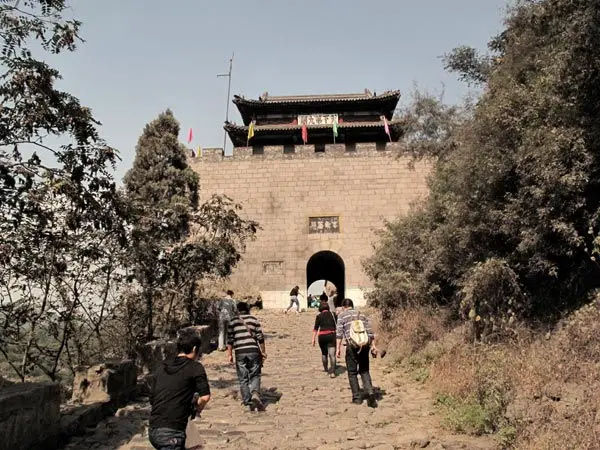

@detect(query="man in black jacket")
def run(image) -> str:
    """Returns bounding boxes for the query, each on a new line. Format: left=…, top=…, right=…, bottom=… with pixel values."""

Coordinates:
left=149, top=333, right=211, bottom=449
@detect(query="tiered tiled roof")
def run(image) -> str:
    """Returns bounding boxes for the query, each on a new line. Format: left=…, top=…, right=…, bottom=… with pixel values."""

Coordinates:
left=233, top=90, right=401, bottom=125
left=238, top=90, right=400, bottom=104
left=224, top=118, right=403, bottom=148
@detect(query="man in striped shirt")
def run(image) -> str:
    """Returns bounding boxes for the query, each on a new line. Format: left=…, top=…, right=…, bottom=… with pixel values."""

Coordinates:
left=335, top=298, right=378, bottom=408
left=226, top=302, right=267, bottom=411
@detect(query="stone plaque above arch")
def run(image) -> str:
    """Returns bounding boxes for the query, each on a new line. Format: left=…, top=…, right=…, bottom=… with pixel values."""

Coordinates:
left=308, top=216, right=340, bottom=234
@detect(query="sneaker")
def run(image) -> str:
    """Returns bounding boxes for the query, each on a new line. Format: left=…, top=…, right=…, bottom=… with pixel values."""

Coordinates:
left=329, top=373, right=336, bottom=379
left=351, top=398, right=363, bottom=405
left=367, top=394, right=378, bottom=408
left=251, top=391, right=265, bottom=411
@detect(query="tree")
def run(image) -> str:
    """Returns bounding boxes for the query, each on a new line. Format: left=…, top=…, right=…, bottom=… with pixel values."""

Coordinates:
left=367, top=0, right=600, bottom=327
left=0, top=1, right=119, bottom=227
left=442, top=31, right=506, bottom=86
left=124, top=110, right=197, bottom=341
left=396, top=88, right=470, bottom=160
left=124, top=111, right=257, bottom=341
left=0, top=1, right=128, bottom=381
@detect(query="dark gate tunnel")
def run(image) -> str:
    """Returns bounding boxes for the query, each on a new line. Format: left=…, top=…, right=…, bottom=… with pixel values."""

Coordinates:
left=306, top=251, right=345, bottom=307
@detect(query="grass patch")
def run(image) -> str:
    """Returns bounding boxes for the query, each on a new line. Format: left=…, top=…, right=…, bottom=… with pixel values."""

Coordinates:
left=436, top=393, right=494, bottom=435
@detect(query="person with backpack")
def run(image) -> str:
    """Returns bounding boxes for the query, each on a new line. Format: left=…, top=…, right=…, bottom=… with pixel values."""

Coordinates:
left=335, top=298, right=378, bottom=408
left=311, top=301, right=337, bottom=378
left=226, top=302, right=267, bottom=411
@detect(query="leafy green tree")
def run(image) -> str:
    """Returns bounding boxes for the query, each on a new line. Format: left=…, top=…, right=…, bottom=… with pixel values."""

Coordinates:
left=0, top=1, right=128, bottom=381
left=367, top=0, right=600, bottom=328
left=124, top=110, right=197, bottom=341
left=124, top=111, right=257, bottom=341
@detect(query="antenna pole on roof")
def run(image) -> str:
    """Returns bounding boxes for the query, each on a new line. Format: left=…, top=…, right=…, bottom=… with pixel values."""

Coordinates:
left=217, top=52, right=234, bottom=153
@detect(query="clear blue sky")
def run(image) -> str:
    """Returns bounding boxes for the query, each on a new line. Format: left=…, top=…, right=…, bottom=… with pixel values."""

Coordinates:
left=51, top=0, right=508, bottom=182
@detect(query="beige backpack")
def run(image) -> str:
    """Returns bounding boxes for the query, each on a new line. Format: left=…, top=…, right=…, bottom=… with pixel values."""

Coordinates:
left=347, top=310, right=370, bottom=350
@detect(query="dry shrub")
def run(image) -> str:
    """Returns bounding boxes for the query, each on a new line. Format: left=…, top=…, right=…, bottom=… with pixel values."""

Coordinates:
left=196, top=275, right=261, bottom=302
left=519, top=407, right=600, bottom=450
left=378, top=297, right=600, bottom=447
left=431, top=343, right=514, bottom=435
left=376, top=305, right=450, bottom=365
left=509, top=298, right=600, bottom=449
left=460, top=258, right=524, bottom=343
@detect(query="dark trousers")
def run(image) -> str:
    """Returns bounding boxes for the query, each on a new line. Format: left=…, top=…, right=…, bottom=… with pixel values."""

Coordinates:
left=235, top=352, right=262, bottom=405
left=318, top=334, right=336, bottom=374
left=345, top=346, right=374, bottom=401
left=149, top=427, right=186, bottom=450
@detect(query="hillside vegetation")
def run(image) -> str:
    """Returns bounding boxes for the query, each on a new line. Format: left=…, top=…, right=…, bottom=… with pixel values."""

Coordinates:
left=367, top=1, right=600, bottom=447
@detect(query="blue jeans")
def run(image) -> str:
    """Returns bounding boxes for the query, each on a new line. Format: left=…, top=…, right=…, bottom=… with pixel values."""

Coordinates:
left=149, top=427, right=186, bottom=450
left=286, top=296, right=299, bottom=312
left=235, top=352, right=262, bottom=405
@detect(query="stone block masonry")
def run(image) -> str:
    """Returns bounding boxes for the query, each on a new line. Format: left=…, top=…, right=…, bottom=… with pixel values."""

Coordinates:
left=189, top=142, right=431, bottom=308
left=0, top=382, right=61, bottom=450
left=71, top=360, right=137, bottom=405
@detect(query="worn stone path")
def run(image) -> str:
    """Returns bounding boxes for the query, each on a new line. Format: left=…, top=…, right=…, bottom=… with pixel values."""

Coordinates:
left=66, top=309, right=497, bottom=450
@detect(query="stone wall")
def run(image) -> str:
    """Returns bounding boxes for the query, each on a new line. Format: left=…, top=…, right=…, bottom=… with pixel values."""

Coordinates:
left=71, top=360, right=137, bottom=405
left=137, top=324, right=216, bottom=375
left=0, top=382, right=61, bottom=450
left=189, top=142, right=431, bottom=308
left=60, top=360, right=138, bottom=446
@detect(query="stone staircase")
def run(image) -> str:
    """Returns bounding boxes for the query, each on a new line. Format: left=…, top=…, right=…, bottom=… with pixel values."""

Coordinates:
left=65, top=310, right=497, bottom=450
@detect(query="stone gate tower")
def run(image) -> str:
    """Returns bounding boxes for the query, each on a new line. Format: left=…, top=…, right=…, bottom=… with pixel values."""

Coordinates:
left=189, top=89, right=430, bottom=308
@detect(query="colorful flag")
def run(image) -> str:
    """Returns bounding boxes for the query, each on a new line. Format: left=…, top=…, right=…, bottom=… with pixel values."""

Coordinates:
left=247, top=121, right=255, bottom=146
left=197, top=145, right=202, bottom=157
left=187, top=128, right=193, bottom=144
left=383, top=116, right=392, bottom=142
left=332, top=118, right=338, bottom=143
left=301, top=124, right=308, bottom=144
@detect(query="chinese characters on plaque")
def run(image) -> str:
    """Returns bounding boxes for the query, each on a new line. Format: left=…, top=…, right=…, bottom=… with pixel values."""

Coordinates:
left=262, top=261, right=283, bottom=275
left=308, top=216, right=340, bottom=234
left=297, top=114, right=338, bottom=126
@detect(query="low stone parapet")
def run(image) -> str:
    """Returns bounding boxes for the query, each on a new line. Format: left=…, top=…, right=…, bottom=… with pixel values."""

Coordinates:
left=178, top=324, right=216, bottom=355
left=137, top=323, right=217, bottom=375
left=137, top=339, right=178, bottom=375
left=58, top=360, right=138, bottom=446
left=71, top=360, right=137, bottom=405
left=0, top=382, right=61, bottom=450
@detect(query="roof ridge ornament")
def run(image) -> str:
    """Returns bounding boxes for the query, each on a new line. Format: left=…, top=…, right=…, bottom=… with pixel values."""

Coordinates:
left=259, top=91, right=269, bottom=101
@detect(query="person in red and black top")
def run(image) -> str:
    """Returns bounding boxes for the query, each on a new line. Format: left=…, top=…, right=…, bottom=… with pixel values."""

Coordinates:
left=312, top=302, right=337, bottom=378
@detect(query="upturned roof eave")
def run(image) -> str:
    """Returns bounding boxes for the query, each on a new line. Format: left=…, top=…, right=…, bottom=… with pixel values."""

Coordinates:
left=233, top=90, right=400, bottom=105
left=224, top=119, right=403, bottom=132
left=223, top=120, right=403, bottom=147
left=232, top=90, right=401, bottom=125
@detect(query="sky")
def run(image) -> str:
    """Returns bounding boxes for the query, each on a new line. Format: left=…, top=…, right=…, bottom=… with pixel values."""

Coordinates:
left=50, top=0, right=509, bottom=183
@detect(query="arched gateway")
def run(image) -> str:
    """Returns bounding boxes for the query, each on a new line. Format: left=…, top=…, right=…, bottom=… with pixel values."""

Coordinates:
left=189, top=89, right=431, bottom=309
left=306, top=251, right=345, bottom=306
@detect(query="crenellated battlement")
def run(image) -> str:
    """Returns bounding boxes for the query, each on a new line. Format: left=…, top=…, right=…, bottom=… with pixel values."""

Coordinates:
left=189, top=142, right=407, bottom=163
